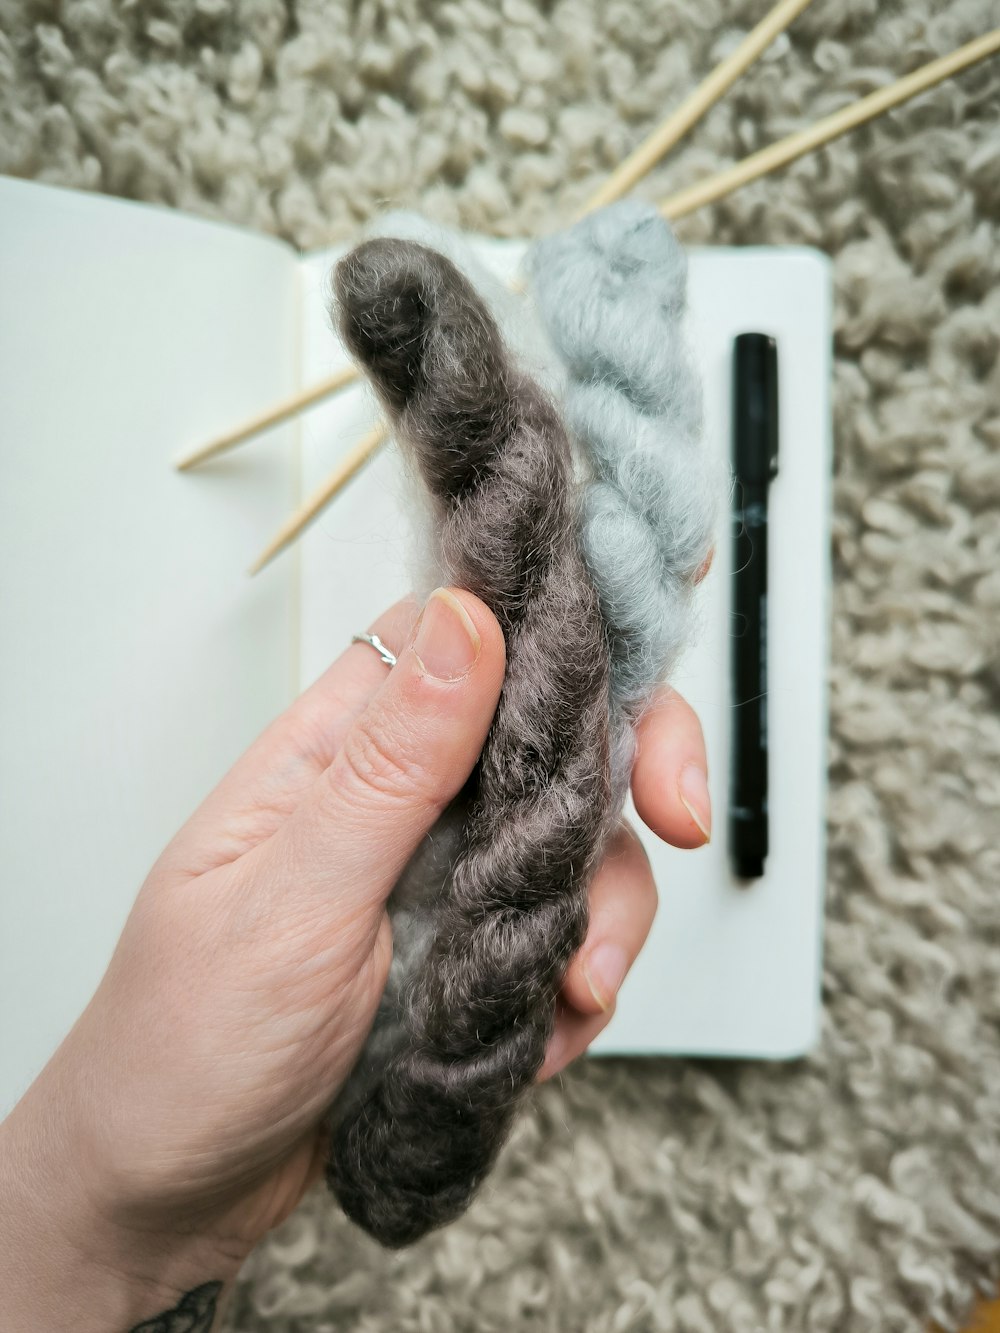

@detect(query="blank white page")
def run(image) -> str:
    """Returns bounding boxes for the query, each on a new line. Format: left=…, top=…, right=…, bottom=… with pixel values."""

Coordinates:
left=0, top=179, right=300, bottom=1111
left=296, top=237, right=831, bottom=1060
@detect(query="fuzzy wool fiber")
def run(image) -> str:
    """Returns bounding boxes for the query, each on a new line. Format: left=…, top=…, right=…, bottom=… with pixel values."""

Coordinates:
left=527, top=201, right=721, bottom=803
left=329, top=236, right=615, bottom=1247
left=3, top=0, right=999, bottom=1329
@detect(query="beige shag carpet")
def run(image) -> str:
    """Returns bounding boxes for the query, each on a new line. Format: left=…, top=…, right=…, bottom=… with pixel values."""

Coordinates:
left=3, top=1, right=1000, bottom=1328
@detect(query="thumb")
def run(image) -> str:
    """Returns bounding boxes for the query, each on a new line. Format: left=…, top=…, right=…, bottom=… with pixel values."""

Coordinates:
left=257, top=587, right=505, bottom=917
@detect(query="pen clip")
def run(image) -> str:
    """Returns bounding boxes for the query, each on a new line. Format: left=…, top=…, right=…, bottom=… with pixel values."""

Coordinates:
left=767, top=351, right=780, bottom=481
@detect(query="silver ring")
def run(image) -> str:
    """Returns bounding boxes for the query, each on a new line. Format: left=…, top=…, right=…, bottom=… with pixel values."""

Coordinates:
left=351, top=633, right=397, bottom=667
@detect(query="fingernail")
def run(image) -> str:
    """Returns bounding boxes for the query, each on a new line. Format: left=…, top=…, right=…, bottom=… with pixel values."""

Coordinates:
left=413, top=588, right=481, bottom=681
left=583, top=943, right=630, bottom=1012
left=679, top=763, right=712, bottom=843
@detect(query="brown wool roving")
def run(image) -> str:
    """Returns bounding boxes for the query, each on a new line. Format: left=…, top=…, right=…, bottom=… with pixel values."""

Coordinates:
left=326, top=237, right=617, bottom=1248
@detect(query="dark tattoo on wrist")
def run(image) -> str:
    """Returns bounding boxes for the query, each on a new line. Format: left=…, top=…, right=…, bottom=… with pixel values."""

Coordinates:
left=129, top=1281, right=222, bottom=1332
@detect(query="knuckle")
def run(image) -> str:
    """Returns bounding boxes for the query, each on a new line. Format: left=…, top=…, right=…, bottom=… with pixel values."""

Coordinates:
left=337, top=712, right=439, bottom=809
left=629, top=840, right=659, bottom=916
left=611, top=820, right=652, bottom=879
left=612, top=822, right=659, bottom=919
left=643, top=870, right=660, bottom=923
left=614, top=819, right=645, bottom=860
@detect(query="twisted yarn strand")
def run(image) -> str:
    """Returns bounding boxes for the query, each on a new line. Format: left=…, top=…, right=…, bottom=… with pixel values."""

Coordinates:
left=527, top=202, right=722, bottom=797
left=327, top=238, right=614, bottom=1247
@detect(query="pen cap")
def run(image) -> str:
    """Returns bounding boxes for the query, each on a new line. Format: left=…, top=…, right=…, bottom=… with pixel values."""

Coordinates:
left=733, top=333, right=779, bottom=484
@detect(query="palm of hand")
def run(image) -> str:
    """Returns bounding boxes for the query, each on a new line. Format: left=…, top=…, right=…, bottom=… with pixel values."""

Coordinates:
left=32, top=593, right=709, bottom=1258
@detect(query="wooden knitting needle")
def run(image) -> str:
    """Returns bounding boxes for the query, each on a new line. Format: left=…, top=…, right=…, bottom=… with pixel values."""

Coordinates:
left=181, top=0, right=814, bottom=474
left=583, top=0, right=815, bottom=214
left=248, top=420, right=389, bottom=575
left=175, top=364, right=359, bottom=471
left=660, top=27, right=1000, bottom=221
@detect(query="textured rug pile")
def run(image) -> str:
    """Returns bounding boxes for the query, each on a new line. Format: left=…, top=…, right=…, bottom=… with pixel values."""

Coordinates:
left=3, top=1, right=999, bottom=1328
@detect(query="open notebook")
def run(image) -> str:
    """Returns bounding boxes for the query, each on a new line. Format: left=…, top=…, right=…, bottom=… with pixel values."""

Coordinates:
left=0, top=176, right=832, bottom=1113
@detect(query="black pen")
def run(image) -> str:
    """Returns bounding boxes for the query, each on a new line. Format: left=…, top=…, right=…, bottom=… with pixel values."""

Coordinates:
left=729, top=333, right=779, bottom=881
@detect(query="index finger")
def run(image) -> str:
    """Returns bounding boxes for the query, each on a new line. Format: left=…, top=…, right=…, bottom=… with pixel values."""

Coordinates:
left=164, top=597, right=420, bottom=870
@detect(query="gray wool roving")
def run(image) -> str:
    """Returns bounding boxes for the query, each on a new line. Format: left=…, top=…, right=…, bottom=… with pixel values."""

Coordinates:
left=353, top=210, right=570, bottom=602
left=363, top=210, right=565, bottom=402
left=328, top=236, right=617, bottom=1248
left=528, top=201, right=722, bottom=799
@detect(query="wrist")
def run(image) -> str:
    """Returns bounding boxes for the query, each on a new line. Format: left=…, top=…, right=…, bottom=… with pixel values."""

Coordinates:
left=0, top=1087, right=240, bottom=1332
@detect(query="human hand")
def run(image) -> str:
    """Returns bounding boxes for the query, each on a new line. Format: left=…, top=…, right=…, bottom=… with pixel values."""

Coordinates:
left=0, top=586, right=711, bottom=1330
